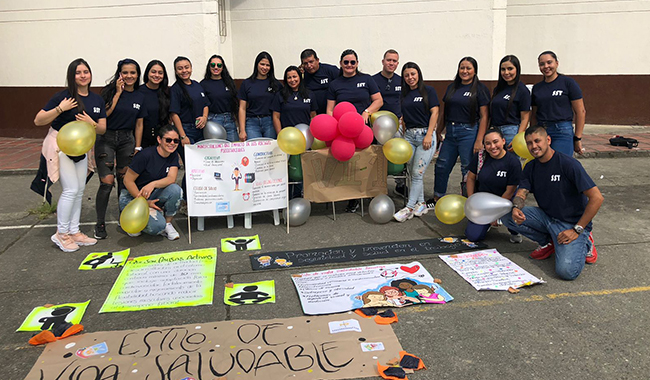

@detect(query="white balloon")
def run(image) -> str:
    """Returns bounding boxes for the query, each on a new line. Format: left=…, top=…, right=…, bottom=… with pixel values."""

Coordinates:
left=203, top=121, right=228, bottom=140
left=464, top=192, right=513, bottom=225
left=283, top=198, right=311, bottom=226
left=369, top=194, right=395, bottom=224
left=372, top=115, right=398, bottom=145
left=294, top=123, right=314, bottom=150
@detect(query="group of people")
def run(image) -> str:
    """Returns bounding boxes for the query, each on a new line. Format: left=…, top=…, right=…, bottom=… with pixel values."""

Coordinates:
left=36, top=48, right=601, bottom=280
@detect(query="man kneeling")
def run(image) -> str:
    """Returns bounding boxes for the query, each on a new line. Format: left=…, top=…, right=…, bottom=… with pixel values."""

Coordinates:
left=119, top=125, right=182, bottom=240
left=503, top=125, right=603, bottom=280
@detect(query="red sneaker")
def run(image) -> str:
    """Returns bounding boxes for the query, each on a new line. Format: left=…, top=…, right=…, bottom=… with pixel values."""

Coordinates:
left=530, top=242, right=555, bottom=260
left=586, top=232, right=598, bottom=264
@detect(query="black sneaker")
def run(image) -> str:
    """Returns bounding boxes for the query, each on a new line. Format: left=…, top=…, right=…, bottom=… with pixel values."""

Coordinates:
left=94, top=223, right=107, bottom=240
left=395, top=184, right=409, bottom=197
left=425, top=198, right=437, bottom=210
left=345, top=199, right=360, bottom=213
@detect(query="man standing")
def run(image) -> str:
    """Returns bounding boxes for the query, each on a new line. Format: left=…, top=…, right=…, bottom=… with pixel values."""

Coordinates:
left=301, top=49, right=339, bottom=115
left=372, top=49, right=402, bottom=120
left=503, top=125, right=603, bottom=280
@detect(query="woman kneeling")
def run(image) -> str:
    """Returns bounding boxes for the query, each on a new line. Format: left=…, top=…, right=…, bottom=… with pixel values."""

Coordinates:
left=119, top=125, right=183, bottom=239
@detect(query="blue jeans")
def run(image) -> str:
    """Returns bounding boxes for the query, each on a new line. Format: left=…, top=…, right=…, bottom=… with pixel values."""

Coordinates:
left=208, top=112, right=238, bottom=142
left=494, top=124, right=518, bottom=146
left=404, top=128, right=436, bottom=208
left=434, top=122, right=478, bottom=198
left=464, top=220, right=519, bottom=242
left=540, top=121, right=574, bottom=157
left=118, top=185, right=183, bottom=236
left=182, top=122, right=203, bottom=144
left=502, top=207, right=592, bottom=280
left=245, top=115, right=276, bottom=139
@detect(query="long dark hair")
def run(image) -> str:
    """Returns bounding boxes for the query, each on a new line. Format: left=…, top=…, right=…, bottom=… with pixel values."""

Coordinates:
left=101, top=58, right=141, bottom=110
left=491, top=55, right=521, bottom=120
left=248, top=51, right=280, bottom=93
left=143, top=60, right=171, bottom=126
left=173, top=56, right=194, bottom=108
left=280, top=66, right=309, bottom=103
left=443, top=56, right=481, bottom=124
left=338, top=49, right=361, bottom=76
left=400, top=62, right=429, bottom=113
left=66, top=58, right=91, bottom=113
left=204, top=55, right=239, bottom=114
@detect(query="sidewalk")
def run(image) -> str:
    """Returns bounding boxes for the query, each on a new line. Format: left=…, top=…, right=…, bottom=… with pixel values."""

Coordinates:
left=1, top=126, right=648, bottom=174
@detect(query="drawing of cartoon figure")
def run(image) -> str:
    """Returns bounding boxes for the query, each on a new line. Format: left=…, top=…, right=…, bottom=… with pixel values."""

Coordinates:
left=379, top=286, right=419, bottom=307
left=231, top=167, right=242, bottom=191
left=228, top=285, right=271, bottom=305
left=226, top=238, right=255, bottom=251
left=83, top=252, right=117, bottom=269
left=257, top=256, right=272, bottom=267
left=38, top=306, right=75, bottom=331
left=274, top=258, right=293, bottom=267
left=360, top=291, right=393, bottom=308
left=413, top=285, right=446, bottom=304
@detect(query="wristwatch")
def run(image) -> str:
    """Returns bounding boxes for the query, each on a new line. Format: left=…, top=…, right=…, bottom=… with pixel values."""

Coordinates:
left=364, top=109, right=370, bottom=114
left=573, top=224, right=584, bottom=234
left=180, top=135, right=187, bottom=140
left=573, top=135, right=582, bottom=142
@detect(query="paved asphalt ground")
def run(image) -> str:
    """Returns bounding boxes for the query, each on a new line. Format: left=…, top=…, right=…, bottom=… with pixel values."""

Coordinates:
left=0, top=154, right=648, bottom=379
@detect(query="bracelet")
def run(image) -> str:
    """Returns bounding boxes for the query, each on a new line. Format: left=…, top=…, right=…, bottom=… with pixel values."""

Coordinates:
left=135, top=147, right=142, bottom=151
left=56, top=106, right=63, bottom=114
left=573, top=135, right=582, bottom=142
left=181, top=135, right=187, bottom=140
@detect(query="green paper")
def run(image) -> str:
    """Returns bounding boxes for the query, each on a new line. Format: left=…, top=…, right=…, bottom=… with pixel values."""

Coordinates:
left=220, top=234, right=261, bottom=253
left=224, top=280, right=275, bottom=306
left=78, top=249, right=130, bottom=270
left=99, top=248, right=217, bottom=313
left=17, top=300, right=90, bottom=332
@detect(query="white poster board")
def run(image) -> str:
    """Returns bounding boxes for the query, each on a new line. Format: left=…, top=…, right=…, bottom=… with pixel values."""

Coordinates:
left=184, top=140, right=288, bottom=217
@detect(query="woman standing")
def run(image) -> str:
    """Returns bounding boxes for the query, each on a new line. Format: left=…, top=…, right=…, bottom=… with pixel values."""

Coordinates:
left=201, top=55, right=239, bottom=142
left=430, top=57, right=490, bottom=207
left=94, top=58, right=147, bottom=240
left=393, top=62, right=439, bottom=222
left=271, top=66, right=317, bottom=133
left=120, top=125, right=183, bottom=240
left=170, top=56, right=210, bottom=145
left=531, top=51, right=586, bottom=157
left=34, top=58, right=107, bottom=251
left=464, top=129, right=522, bottom=243
left=489, top=55, right=531, bottom=146
left=139, top=60, right=170, bottom=148
left=238, top=51, right=282, bottom=140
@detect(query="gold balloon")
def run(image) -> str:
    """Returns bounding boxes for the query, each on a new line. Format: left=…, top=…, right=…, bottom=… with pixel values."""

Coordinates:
left=277, top=127, right=307, bottom=155
left=383, top=138, right=413, bottom=165
left=56, top=121, right=96, bottom=156
left=311, top=137, right=327, bottom=150
left=435, top=194, right=467, bottom=224
left=522, top=158, right=533, bottom=169
left=512, top=132, right=534, bottom=160
left=370, top=110, right=399, bottom=127
left=120, top=196, right=149, bottom=234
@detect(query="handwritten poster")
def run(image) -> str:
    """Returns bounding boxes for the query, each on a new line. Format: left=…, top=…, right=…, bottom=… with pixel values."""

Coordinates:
left=17, top=300, right=90, bottom=332
left=184, top=140, right=287, bottom=217
left=439, top=249, right=545, bottom=291
left=291, top=262, right=453, bottom=315
left=99, top=248, right=217, bottom=313
left=224, top=280, right=275, bottom=306
left=25, top=314, right=409, bottom=380
left=78, top=249, right=130, bottom=270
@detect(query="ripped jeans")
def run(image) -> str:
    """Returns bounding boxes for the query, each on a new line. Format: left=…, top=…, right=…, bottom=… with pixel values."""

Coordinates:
left=404, top=127, right=436, bottom=209
left=118, top=184, right=183, bottom=235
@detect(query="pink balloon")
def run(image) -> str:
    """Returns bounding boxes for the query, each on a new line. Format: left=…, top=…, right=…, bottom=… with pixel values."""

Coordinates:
left=338, top=112, right=365, bottom=138
left=331, top=136, right=356, bottom=161
left=332, top=102, right=357, bottom=121
left=354, top=126, right=374, bottom=149
left=310, top=114, right=339, bottom=141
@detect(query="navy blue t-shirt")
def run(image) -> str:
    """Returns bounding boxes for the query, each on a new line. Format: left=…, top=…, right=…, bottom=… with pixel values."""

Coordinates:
left=532, top=75, right=583, bottom=123
left=270, top=91, right=318, bottom=128
left=303, top=63, right=339, bottom=114
left=43, top=90, right=106, bottom=131
left=490, top=81, right=531, bottom=126
left=106, top=89, right=147, bottom=131
left=443, top=82, right=490, bottom=124
left=401, top=86, right=440, bottom=129
left=129, top=146, right=180, bottom=189
left=200, top=78, right=235, bottom=114
left=520, top=151, right=596, bottom=226
left=468, top=150, right=521, bottom=196
left=327, top=73, right=380, bottom=115
left=170, top=80, right=210, bottom=124
left=138, top=85, right=161, bottom=133
left=238, top=77, right=282, bottom=117
left=373, top=72, right=402, bottom=118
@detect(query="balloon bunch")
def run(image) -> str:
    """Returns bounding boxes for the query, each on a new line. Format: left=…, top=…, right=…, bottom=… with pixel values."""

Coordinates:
left=309, top=102, right=373, bottom=161
left=370, top=111, right=413, bottom=165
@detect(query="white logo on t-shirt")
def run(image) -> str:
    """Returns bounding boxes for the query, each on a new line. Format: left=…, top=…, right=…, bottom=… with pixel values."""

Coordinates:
left=133, top=103, right=141, bottom=110
left=395, top=86, right=401, bottom=91
left=357, top=82, right=366, bottom=88
left=413, top=97, right=423, bottom=102
left=303, top=99, right=311, bottom=103
left=93, top=107, right=101, bottom=114
left=201, top=92, right=205, bottom=97
left=503, top=94, right=511, bottom=100
left=496, top=171, right=507, bottom=177
left=320, top=78, right=329, bottom=84
left=463, top=92, right=471, bottom=97
left=267, top=87, right=273, bottom=92
left=166, top=167, right=170, bottom=173
left=551, top=174, right=561, bottom=182
left=552, top=90, right=564, bottom=96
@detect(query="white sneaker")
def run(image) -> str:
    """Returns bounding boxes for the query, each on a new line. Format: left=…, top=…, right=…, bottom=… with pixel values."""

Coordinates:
left=412, top=202, right=428, bottom=217
left=393, top=207, right=414, bottom=222
left=162, top=223, right=180, bottom=240
left=509, top=233, right=523, bottom=243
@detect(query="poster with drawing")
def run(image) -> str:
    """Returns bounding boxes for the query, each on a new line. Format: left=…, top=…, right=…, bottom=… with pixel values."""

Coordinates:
left=184, top=140, right=287, bottom=217
left=291, top=262, right=453, bottom=315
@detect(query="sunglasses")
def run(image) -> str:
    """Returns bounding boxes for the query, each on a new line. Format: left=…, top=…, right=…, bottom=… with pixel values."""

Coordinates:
left=210, top=62, right=223, bottom=68
left=343, top=60, right=357, bottom=66
left=164, top=137, right=180, bottom=144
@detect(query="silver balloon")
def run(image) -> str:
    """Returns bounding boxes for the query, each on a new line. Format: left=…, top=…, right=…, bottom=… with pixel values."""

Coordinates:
left=283, top=197, right=311, bottom=226
left=369, top=194, right=395, bottom=224
left=294, top=123, right=314, bottom=150
left=372, top=115, right=398, bottom=145
left=203, top=121, right=228, bottom=140
left=464, top=192, right=513, bottom=225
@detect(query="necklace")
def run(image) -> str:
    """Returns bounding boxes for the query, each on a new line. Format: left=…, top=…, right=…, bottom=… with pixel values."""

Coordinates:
left=293, top=91, right=298, bottom=101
